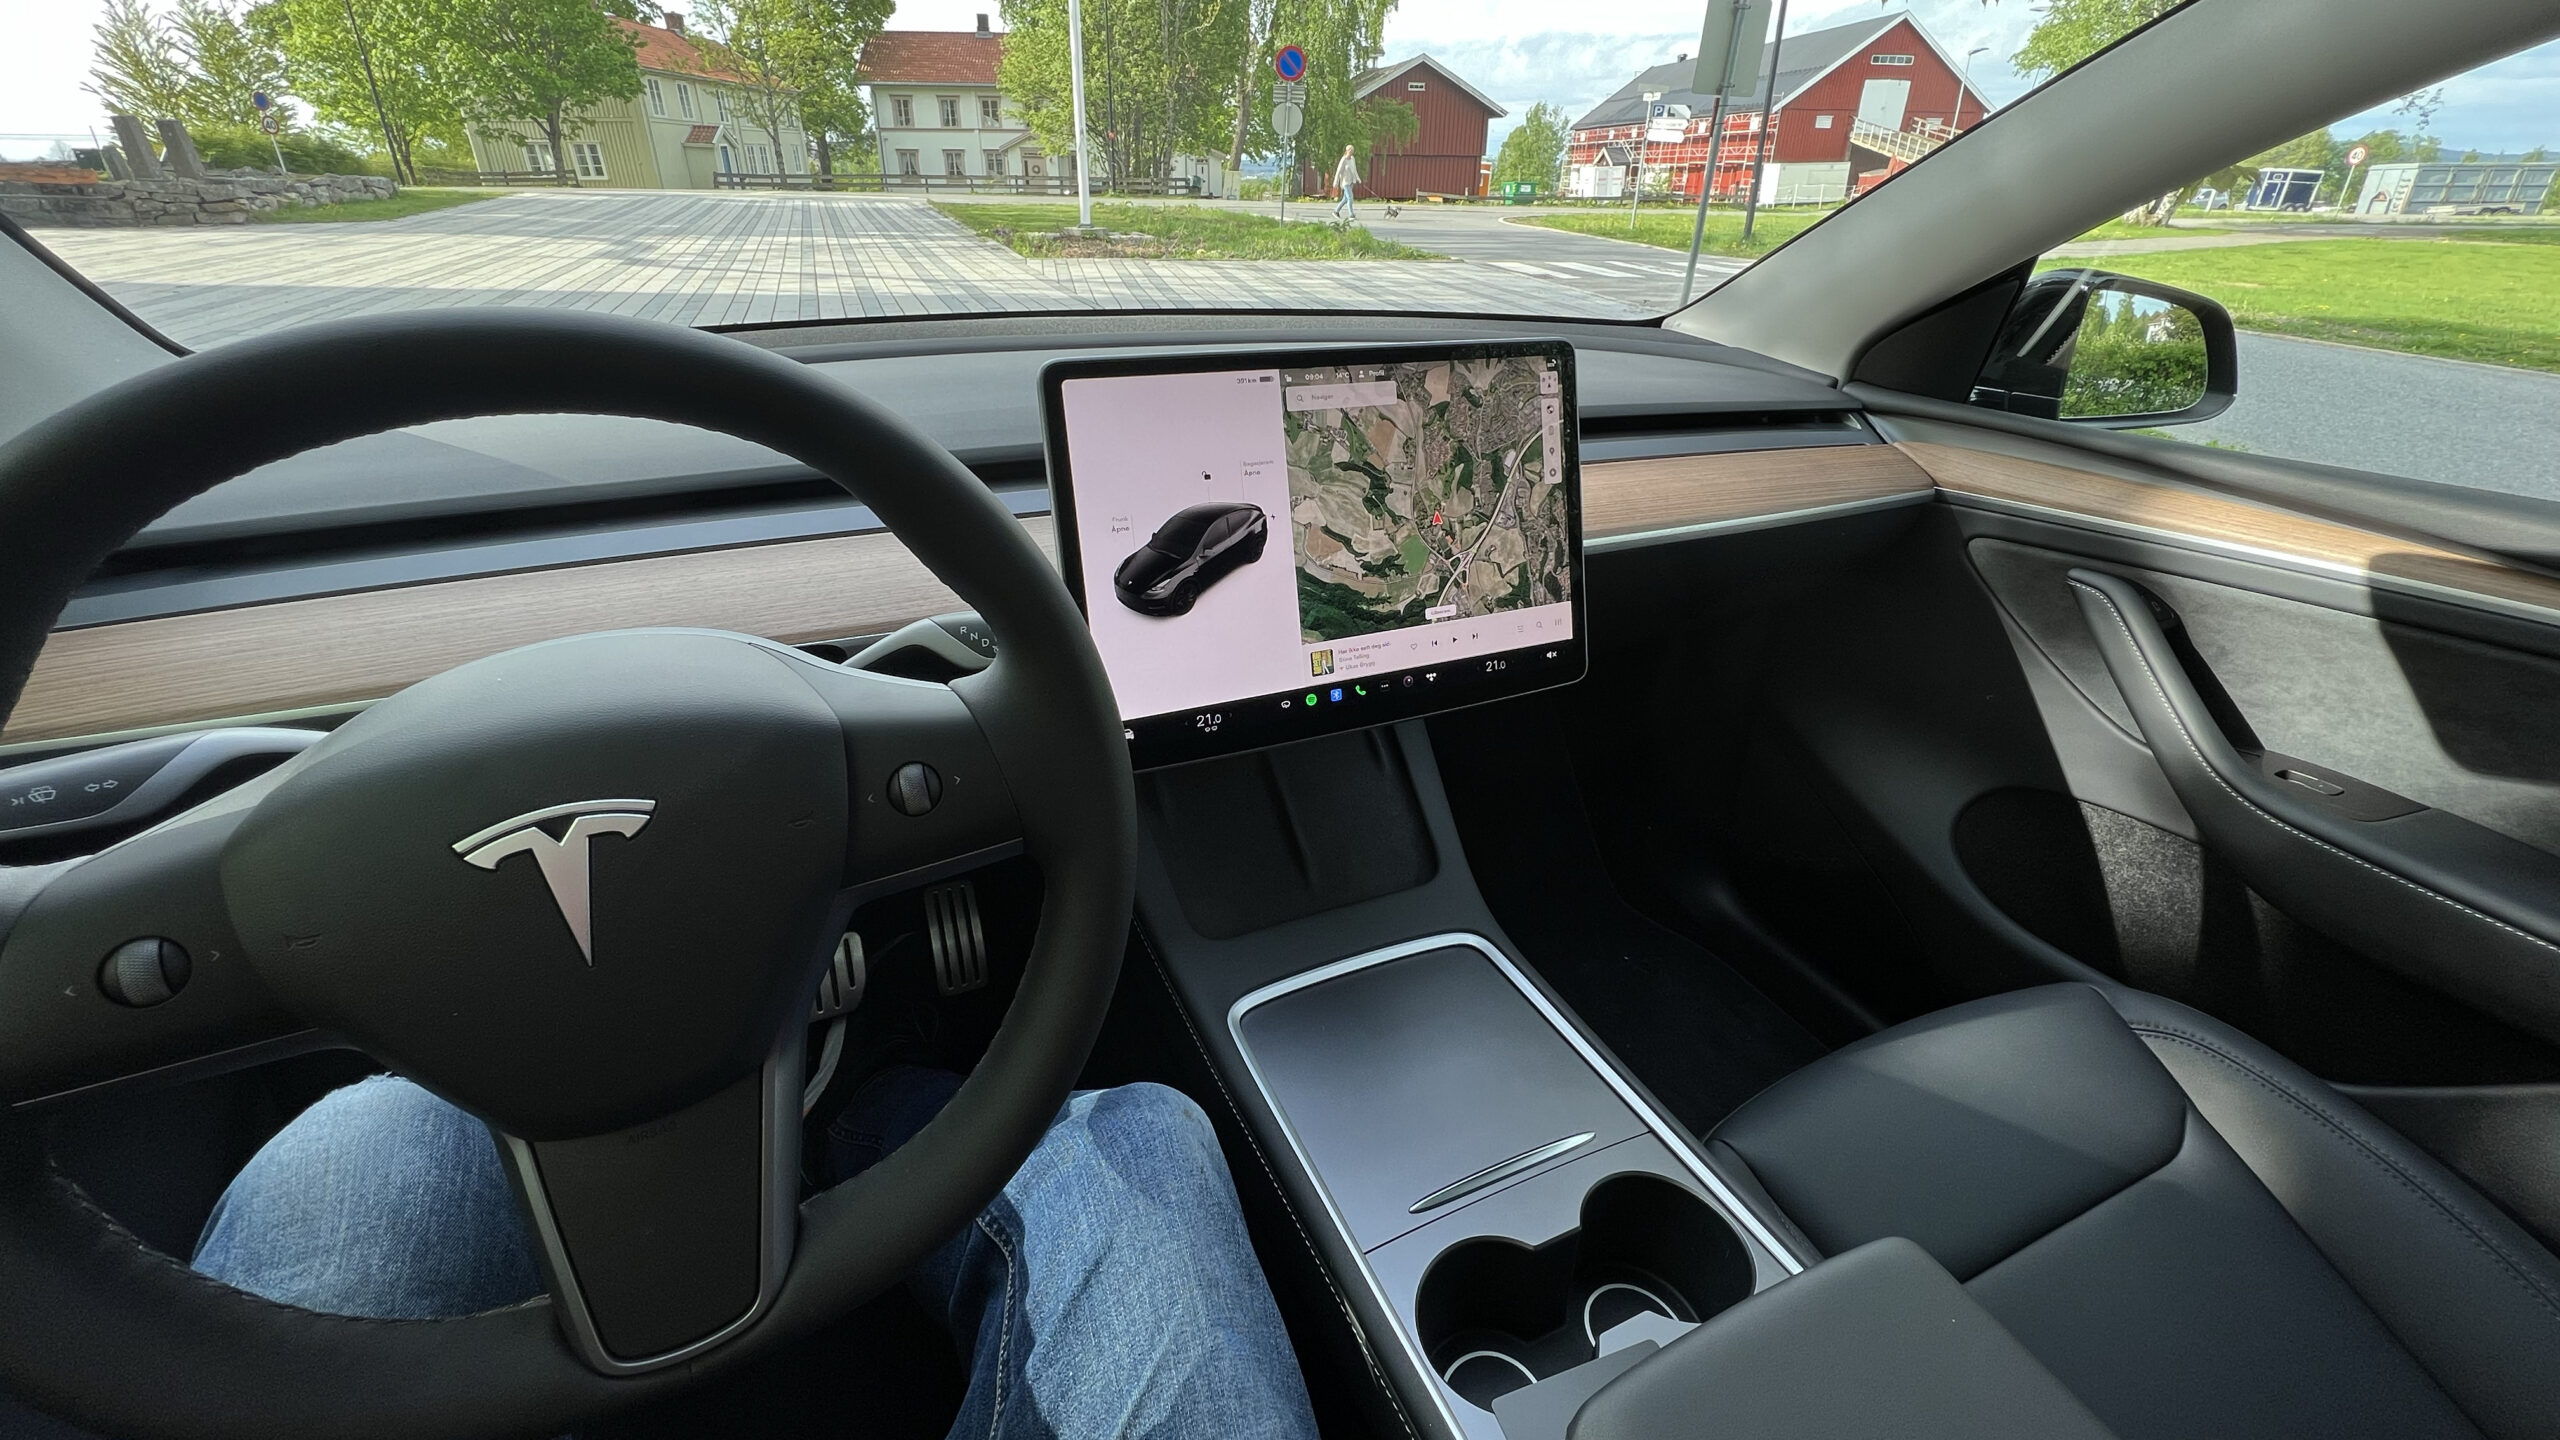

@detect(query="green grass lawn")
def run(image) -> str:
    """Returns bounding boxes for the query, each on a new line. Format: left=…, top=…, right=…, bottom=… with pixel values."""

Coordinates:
left=255, top=187, right=498, bottom=224
left=1517, top=206, right=1827, bottom=258
left=2041, top=237, right=2560, bottom=373
left=934, top=202, right=1441, bottom=259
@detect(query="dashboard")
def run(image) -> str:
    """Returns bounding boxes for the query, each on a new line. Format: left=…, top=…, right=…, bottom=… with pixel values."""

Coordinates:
left=4, top=316, right=1940, bottom=756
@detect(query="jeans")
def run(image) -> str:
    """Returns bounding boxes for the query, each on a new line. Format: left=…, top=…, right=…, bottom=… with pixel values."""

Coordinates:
left=192, top=1070, right=1319, bottom=1440
left=1333, top=189, right=1357, bottom=221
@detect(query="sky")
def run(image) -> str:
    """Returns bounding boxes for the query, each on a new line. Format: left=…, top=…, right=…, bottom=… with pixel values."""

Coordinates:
left=5, top=0, right=2554, bottom=160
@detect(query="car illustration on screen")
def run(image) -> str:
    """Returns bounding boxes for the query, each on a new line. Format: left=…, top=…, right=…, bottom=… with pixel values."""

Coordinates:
left=1112, top=502, right=1270, bottom=616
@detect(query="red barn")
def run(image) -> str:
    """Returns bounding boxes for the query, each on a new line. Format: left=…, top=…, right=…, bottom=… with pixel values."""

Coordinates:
left=1567, top=10, right=1991, bottom=204
left=1301, top=55, right=1505, bottom=200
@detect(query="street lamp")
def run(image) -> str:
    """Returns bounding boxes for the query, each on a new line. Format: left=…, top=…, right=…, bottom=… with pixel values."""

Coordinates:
left=1955, top=46, right=1987, bottom=131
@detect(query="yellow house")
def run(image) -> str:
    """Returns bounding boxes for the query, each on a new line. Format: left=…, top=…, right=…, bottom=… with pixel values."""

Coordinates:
left=464, top=13, right=811, bottom=187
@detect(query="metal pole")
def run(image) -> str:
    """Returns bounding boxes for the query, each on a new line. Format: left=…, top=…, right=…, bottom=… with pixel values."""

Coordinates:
left=1678, top=96, right=1725, bottom=301
left=1067, top=0, right=1094, bottom=228
left=1630, top=90, right=1660, bottom=228
left=1680, top=0, right=1758, bottom=304
left=1740, top=0, right=1786, bottom=239
left=339, top=0, right=405, bottom=185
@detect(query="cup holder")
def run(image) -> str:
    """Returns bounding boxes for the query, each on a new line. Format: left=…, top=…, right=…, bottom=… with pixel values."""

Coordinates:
left=1414, top=1173, right=1754, bottom=1409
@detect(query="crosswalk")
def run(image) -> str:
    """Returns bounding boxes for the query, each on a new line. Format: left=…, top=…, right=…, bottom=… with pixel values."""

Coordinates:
left=1470, top=250, right=1749, bottom=310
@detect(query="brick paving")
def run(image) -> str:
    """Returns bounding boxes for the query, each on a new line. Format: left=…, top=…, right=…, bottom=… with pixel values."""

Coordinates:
left=36, top=188, right=1644, bottom=348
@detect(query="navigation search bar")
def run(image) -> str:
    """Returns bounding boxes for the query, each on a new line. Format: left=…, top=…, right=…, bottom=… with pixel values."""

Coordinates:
left=1283, top=380, right=1398, bottom=412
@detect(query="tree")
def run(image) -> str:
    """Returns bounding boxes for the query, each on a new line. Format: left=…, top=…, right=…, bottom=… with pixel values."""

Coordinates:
left=87, top=0, right=192, bottom=124
left=271, top=0, right=467, bottom=182
left=691, top=0, right=891, bottom=177
left=441, top=0, right=643, bottom=183
left=999, top=0, right=1248, bottom=187
left=1490, top=101, right=1566, bottom=193
left=170, top=0, right=288, bottom=127
left=2012, top=0, right=2180, bottom=82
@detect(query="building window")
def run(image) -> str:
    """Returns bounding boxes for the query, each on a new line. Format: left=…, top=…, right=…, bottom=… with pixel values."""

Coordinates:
left=572, top=141, right=606, bottom=179
left=938, top=96, right=962, bottom=127
left=895, top=148, right=921, bottom=175
left=645, top=77, right=665, bottom=116
left=1814, top=114, right=1834, bottom=128
left=521, top=141, right=555, bottom=172
left=743, top=143, right=766, bottom=172
left=985, top=148, right=1005, bottom=175
left=889, top=96, right=913, bottom=128
left=1870, top=53, right=1914, bottom=65
left=677, top=83, right=695, bottom=118
left=980, top=96, right=1003, bottom=125
left=1407, top=80, right=1426, bottom=91
left=715, top=90, right=730, bottom=121
left=942, top=148, right=966, bottom=177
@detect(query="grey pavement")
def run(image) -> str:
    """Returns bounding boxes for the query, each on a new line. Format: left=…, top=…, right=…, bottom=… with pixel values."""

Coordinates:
left=2175, top=332, right=2560, bottom=501
left=35, top=188, right=1646, bottom=349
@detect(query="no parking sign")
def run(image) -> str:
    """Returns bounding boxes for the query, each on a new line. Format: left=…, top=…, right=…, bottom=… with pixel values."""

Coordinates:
left=1274, top=46, right=1306, bottom=80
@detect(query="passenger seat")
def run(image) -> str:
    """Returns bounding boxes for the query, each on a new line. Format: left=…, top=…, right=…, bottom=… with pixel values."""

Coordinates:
left=1706, top=984, right=2560, bottom=1440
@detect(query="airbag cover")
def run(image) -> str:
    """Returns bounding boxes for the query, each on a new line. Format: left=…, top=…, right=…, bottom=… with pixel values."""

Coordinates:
left=222, top=630, right=848, bottom=1138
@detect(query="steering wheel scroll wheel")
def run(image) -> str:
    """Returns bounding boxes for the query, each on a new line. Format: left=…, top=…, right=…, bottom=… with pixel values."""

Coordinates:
left=0, top=312, right=1137, bottom=1438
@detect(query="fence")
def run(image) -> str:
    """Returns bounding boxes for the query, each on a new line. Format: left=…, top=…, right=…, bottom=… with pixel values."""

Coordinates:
left=417, top=168, right=579, bottom=187
left=712, top=170, right=1203, bottom=197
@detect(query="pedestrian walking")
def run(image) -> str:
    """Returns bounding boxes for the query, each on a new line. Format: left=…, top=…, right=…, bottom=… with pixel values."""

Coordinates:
left=1332, top=145, right=1360, bottom=222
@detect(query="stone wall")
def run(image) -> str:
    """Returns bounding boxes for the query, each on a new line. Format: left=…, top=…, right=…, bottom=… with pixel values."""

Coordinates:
left=0, top=169, right=397, bottom=228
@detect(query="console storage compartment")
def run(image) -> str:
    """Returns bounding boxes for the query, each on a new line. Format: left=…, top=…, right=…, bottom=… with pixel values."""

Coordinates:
left=1231, top=937, right=1791, bottom=1440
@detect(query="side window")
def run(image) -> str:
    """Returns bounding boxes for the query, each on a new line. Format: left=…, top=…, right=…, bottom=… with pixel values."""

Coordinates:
left=980, top=96, right=1003, bottom=126
left=645, top=77, right=665, bottom=116
left=938, top=96, right=962, bottom=128
left=2009, top=48, right=2560, bottom=500
left=677, top=83, right=695, bottom=119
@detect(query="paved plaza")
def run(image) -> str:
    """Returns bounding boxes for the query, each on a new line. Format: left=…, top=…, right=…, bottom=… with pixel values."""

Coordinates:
left=38, top=188, right=1660, bottom=348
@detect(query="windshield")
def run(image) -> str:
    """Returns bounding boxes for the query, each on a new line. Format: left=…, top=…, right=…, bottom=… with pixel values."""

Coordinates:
left=4, top=0, right=2063, bottom=348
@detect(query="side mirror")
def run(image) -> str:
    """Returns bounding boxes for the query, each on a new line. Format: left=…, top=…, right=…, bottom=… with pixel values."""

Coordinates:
left=1969, top=271, right=2237, bottom=427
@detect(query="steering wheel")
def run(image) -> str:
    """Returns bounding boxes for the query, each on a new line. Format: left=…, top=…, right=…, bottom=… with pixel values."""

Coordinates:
left=0, top=312, right=1136, bottom=1439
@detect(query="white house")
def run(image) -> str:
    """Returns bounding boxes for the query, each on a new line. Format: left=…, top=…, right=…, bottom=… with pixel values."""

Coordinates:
left=859, top=18, right=1053, bottom=186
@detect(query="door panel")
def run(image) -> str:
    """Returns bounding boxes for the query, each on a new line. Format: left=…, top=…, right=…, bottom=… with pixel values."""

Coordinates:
left=1855, top=80, right=1910, bottom=131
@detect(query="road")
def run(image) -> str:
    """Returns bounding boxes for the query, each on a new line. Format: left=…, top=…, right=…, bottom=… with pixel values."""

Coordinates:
left=2181, top=332, right=2560, bottom=501
left=1317, top=205, right=1749, bottom=313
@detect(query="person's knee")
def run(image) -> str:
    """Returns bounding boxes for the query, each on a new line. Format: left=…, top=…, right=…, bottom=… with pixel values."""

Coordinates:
left=1043, top=1082, right=1231, bottom=1209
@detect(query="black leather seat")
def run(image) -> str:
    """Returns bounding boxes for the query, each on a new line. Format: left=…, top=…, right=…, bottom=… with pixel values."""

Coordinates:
left=1705, top=984, right=2560, bottom=1440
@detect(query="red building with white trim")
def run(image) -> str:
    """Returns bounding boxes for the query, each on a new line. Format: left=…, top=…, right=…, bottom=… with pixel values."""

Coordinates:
left=1301, top=55, right=1506, bottom=200
left=1567, top=11, right=1991, bottom=203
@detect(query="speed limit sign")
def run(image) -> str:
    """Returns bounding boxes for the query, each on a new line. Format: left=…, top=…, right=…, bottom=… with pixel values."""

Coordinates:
left=2345, top=144, right=2369, bottom=166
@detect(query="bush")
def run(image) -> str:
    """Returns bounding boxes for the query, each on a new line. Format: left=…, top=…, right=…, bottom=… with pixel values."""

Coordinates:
left=188, top=122, right=382, bottom=178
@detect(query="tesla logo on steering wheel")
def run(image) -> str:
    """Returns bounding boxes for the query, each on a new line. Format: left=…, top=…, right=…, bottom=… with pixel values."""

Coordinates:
left=452, top=799, right=656, bottom=965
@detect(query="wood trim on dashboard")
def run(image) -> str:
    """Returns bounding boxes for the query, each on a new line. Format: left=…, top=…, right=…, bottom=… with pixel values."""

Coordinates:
left=1582, top=443, right=1931, bottom=540
left=8, top=446, right=1931, bottom=747
left=1901, top=440, right=2560, bottom=621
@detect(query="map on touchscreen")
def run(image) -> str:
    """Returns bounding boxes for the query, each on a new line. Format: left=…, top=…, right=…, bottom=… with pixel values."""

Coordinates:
left=1282, top=355, right=1572, bottom=643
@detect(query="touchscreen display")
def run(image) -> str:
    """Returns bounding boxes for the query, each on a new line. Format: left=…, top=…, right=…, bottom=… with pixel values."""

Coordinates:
left=1044, top=341, right=1585, bottom=767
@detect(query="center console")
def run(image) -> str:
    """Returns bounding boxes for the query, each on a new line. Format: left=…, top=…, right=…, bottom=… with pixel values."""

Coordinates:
left=1232, top=935, right=1794, bottom=1438
left=1038, top=342, right=2080, bottom=1439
